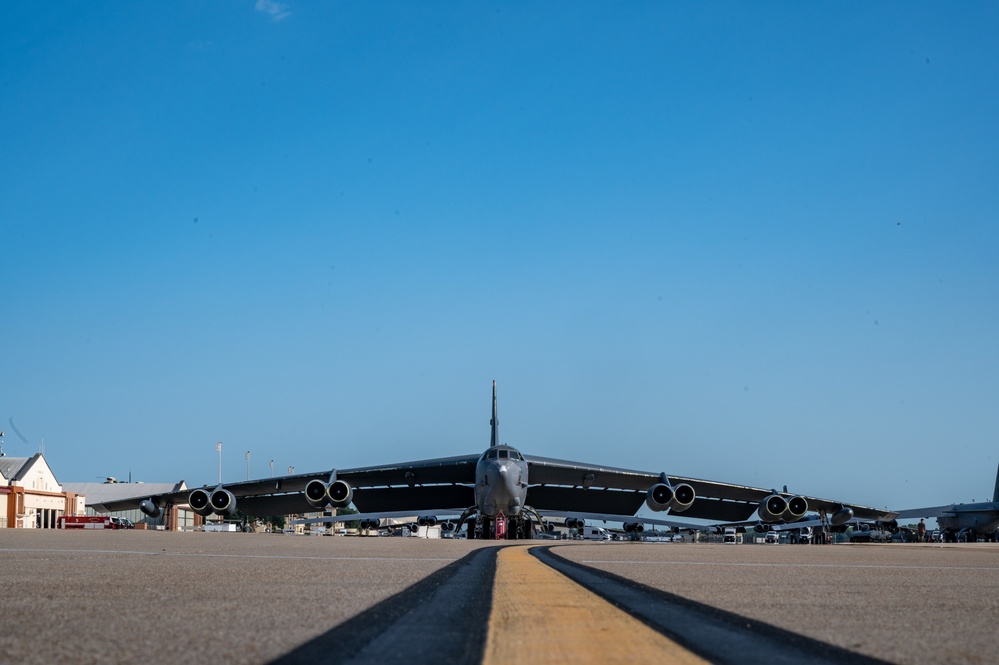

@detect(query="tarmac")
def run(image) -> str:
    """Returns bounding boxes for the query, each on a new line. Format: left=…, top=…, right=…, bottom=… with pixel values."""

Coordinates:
left=1, top=530, right=997, bottom=665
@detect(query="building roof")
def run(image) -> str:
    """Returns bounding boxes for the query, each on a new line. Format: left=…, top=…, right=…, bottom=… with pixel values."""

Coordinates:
left=62, top=481, right=187, bottom=506
left=0, top=454, right=50, bottom=484
left=0, top=456, right=31, bottom=482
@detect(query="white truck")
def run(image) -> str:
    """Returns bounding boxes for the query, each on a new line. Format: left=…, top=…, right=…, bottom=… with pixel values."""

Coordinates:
left=723, top=526, right=739, bottom=544
left=582, top=526, right=612, bottom=541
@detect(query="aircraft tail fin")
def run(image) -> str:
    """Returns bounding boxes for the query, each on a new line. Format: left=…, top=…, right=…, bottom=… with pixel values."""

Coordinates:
left=993, top=458, right=999, bottom=503
left=489, top=380, right=499, bottom=448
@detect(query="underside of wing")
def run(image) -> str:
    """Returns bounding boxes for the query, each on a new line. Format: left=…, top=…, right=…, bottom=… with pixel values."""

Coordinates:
left=895, top=505, right=958, bottom=519
left=523, top=455, right=896, bottom=524
left=535, top=509, right=706, bottom=531
left=94, top=454, right=479, bottom=518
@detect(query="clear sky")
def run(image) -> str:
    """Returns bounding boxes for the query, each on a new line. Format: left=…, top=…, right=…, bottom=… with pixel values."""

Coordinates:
left=2, top=2, right=997, bottom=513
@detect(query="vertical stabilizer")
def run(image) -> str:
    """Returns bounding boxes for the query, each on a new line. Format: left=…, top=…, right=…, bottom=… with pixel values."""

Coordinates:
left=993, top=458, right=999, bottom=503
left=490, top=380, right=499, bottom=448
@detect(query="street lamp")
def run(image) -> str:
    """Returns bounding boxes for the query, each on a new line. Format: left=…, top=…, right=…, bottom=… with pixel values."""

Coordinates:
left=269, top=460, right=274, bottom=478
left=216, top=442, right=222, bottom=484
left=245, top=450, right=250, bottom=481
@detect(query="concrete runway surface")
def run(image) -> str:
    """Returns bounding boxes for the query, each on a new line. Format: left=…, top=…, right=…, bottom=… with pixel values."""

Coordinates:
left=0, top=531, right=996, bottom=665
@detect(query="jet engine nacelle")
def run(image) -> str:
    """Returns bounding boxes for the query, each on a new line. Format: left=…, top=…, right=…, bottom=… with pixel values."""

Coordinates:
left=880, top=519, right=899, bottom=534
left=408, top=523, right=419, bottom=533
left=417, top=516, right=438, bottom=527
left=210, top=488, right=237, bottom=517
left=753, top=522, right=772, bottom=533
left=830, top=506, right=854, bottom=526
left=305, top=479, right=330, bottom=508
left=623, top=522, right=645, bottom=534
left=139, top=500, right=162, bottom=519
left=304, top=479, right=354, bottom=509
left=565, top=518, right=584, bottom=530
left=440, top=521, right=454, bottom=532
left=758, top=494, right=788, bottom=522
left=645, top=483, right=696, bottom=513
left=542, top=521, right=555, bottom=533
left=782, top=496, right=808, bottom=521
left=360, top=519, right=379, bottom=530
left=188, top=488, right=215, bottom=517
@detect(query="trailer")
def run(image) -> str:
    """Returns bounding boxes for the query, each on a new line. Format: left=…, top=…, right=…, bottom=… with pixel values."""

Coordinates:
left=57, top=515, right=118, bottom=530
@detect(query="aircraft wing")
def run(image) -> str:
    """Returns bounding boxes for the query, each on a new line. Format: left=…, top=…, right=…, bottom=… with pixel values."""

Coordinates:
left=534, top=509, right=708, bottom=531
left=895, top=505, right=959, bottom=519
left=523, top=454, right=897, bottom=524
left=95, top=454, right=479, bottom=518
left=291, top=509, right=466, bottom=526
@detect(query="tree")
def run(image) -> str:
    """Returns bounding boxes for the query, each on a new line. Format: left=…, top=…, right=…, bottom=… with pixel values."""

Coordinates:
left=337, top=506, right=360, bottom=529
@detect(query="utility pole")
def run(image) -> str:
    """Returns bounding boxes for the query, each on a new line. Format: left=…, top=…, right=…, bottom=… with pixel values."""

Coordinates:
left=245, top=450, right=250, bottom=481
left=216, top=441, right=222, bottom=484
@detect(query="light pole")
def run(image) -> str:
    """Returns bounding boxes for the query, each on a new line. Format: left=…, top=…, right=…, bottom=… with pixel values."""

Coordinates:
left=245, top=451, right=250, bottom=481
left=269, top=460, right=274, bottom=478
left=288, top=466, right=294, bottom=475
left=216, top=441, right=222, bottom=484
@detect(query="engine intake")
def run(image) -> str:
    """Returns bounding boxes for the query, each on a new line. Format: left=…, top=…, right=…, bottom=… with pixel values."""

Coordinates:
left=304, top=479, right=354, bottom=509
left=188, top=488, right=214, bottom=517
left=782, top=495, right=808, bottom=521
left=210, top=489, right=237, bottom=516
left=758, top=494, right=788, bottom=522
left=417, top=516, right=438, bottom=527
left=645, top=483, right=696, bottom=513
left=623, top=522, right=645, bottom=534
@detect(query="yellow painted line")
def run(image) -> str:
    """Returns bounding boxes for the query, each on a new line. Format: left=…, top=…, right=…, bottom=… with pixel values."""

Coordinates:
left=484, top=546, right=709, bottom=664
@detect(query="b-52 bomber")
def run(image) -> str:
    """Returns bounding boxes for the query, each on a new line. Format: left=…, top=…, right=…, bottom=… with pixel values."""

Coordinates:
left=895, top=459, right=999, bottom=542
left=99, top=382, right=897, bottom=538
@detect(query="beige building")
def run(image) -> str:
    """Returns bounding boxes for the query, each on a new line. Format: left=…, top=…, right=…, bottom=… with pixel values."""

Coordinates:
left=1, top=453, right=86, bottom=529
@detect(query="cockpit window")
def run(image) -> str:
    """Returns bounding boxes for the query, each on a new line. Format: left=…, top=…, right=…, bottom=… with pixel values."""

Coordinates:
left=482, top=448, right=523, bottom=461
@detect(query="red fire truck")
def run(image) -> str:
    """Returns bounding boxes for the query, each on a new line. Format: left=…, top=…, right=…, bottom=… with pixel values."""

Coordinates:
left=57, top=515, right=119, bottom=529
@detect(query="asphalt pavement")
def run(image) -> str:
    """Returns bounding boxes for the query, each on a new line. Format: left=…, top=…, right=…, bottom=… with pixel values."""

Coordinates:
left=1, top=531, right=996, bottom=665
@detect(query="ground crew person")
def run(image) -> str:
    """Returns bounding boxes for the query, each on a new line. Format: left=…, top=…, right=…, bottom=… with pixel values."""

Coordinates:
left=917, top=518, right=927, bottom=542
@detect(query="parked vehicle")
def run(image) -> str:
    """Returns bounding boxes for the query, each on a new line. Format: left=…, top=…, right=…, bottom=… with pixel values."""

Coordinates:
left=57, top=515, right=117, bottom=530
left=582, top=526, right=611, bottom=541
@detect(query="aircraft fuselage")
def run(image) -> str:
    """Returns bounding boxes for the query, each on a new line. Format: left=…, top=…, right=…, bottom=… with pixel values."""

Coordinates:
left=937, top=503, right=999, bottom=536
left=474, top=445, right=528, bottom=518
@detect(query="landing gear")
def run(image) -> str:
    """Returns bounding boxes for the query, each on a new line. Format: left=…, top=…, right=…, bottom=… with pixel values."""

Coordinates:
left=463, top=513, right=535, bottom=540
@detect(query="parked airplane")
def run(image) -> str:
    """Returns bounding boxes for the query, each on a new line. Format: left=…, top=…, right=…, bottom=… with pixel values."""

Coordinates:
left=895, top=460, right=999, bottom=542
left=97, top=382, right=897, bottom=538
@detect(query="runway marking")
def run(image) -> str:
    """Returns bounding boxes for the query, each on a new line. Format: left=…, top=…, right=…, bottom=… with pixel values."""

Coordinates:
left=579, top=559, right=999, bottom=572
left=541, top=547, right=892, bottom=665
left=484, top=545, right=708, bottom=664
left=0, top=548, right=457, bottom=562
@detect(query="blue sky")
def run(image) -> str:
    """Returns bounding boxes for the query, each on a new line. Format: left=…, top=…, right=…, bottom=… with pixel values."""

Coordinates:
left=2, top=2, right=997, bottom=512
